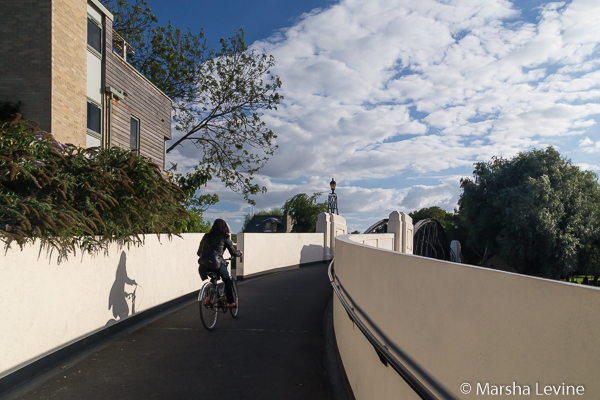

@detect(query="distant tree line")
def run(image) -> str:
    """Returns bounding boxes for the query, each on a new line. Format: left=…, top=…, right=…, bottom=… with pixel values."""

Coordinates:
left=411, top=147, right=600, bottom=282
left=458, top=147, right=600, bottom=280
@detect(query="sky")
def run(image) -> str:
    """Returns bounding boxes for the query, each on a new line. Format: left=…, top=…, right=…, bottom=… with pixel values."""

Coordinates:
left=148, top=0, right=600, bottom=233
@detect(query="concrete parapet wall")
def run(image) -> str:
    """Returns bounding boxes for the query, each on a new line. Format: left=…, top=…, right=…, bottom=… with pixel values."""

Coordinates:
left=237, top=233, right=324, bottom=277
left=347, top=233, right=394, bottom=250
left=0, top=234, right=206, bottom=379
left=334, top=234, right=600, bottom=399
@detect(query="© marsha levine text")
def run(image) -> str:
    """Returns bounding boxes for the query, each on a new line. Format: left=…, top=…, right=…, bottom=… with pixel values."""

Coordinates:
left=477, top=382, right=585, bottom=396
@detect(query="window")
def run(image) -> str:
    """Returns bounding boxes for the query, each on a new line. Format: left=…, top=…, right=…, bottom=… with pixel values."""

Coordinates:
left=87, top=101, right=101, bottom=133
left=264, top=221, right=273, bottom=232
left=87, top=17, right=102, bottom=54
left=130, top=117, right=140, bottom=153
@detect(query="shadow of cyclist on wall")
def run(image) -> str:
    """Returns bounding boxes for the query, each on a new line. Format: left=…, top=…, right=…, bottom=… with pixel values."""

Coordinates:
left=106, top=251, right=137, bottom=327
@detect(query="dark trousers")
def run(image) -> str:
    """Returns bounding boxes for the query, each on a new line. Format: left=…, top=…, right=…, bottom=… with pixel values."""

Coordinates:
left=217, top=264, right=235, bottom=304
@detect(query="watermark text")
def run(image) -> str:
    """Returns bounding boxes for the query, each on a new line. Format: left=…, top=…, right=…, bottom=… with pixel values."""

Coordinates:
left=459, top=382, right=585, bottom=396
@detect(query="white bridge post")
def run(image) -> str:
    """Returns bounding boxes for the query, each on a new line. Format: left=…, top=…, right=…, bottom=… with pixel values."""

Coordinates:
left=316, top=212, right=331, bottom=261
left=317, top=212, right=347, bottom=260
left=388, top=211, right=413, bottom=254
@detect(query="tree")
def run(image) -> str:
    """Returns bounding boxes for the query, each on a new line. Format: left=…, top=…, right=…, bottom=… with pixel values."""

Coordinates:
left=284, top=193, right=327, bottom=233
left=409, top=206, right=478, bottom=264
left=458, top=147, right=600, bottom=279
left=103, top=0, right=282, bottom=205
left=410, top=206, right=461, bottom=231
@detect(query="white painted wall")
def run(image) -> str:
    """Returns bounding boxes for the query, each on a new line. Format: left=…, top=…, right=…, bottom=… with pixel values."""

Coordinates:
left=345, top=233, right=394, bottom=251
left=237, top=233, right=324, bottom=277
left=334, top=234, right=600, bottom=399
left=0, top=234, right=206, bottom=378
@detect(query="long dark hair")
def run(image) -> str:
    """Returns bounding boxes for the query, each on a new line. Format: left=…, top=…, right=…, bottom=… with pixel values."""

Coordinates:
left=210, top=218, right=231, bottom=238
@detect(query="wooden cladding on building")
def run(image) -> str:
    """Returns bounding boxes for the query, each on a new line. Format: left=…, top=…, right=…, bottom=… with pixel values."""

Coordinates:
left=104, top=18, right=171, bottom=168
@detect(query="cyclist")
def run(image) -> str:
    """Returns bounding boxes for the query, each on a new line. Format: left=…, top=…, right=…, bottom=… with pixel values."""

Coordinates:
left=197, top=218, right=242, bottom=310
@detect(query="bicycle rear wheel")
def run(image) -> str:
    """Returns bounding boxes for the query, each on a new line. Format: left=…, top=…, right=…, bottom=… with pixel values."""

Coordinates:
left=230, top=279, right=239, bottom=318
left=199, top=283, right=218, bottom=330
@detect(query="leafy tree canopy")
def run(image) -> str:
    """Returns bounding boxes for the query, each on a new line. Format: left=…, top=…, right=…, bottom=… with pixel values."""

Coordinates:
left=284, top=193, right=327, bottom=233
left=409, top=206, right=477, bottom=263
left=458, top=147, right=600, bottom=278
left=103, top=0, right=283, bottom=205
left=409, top=206, right=460, bottom=229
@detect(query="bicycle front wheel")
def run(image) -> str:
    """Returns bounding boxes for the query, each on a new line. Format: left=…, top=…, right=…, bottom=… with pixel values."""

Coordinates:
left=230, top=279, right=239, bottom=318
left=199, top=283, right=218, bottom=330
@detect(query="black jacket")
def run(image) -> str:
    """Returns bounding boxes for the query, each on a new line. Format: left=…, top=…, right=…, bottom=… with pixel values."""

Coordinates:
left=197, top=232, right=241, bottom=271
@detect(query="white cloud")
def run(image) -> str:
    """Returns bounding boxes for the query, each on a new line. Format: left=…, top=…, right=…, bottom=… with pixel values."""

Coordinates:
left=168, top=0, right=600, bottom=232
left=399, top=176, right=464, bottom=212
left=579, top=136, right=594, bottom=146
left=577, top=163, right=600, bottom=171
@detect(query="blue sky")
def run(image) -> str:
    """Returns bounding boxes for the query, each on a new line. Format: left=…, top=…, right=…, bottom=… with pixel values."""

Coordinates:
left=145, top=0, right=336, bottom=48
left=156, top=0, right=600, bottom=233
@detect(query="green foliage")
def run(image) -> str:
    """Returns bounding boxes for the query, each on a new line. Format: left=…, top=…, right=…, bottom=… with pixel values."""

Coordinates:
left=240, top=207, right=284, bottom=232
left=177, top=193, right=218, bottom=234
left=103, top=0, right=283, bottom=205
left=458, top=147, right=600, bottom=278
left=0, top=117, right=188, bottom=257
left=577, top=237, right=600, bottom=277
left=409, top=206, right=461, bottom=230
left=409, top=206, right=477, bottom=264
left=168, top=163, right=217, bottom=233
left=178, top=206, right=213, bottom=233
left=284, top=193, right=327, bottom=233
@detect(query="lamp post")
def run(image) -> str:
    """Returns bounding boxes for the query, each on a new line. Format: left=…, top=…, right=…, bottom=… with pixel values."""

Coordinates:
left=328, top=178, right=338, bottom=215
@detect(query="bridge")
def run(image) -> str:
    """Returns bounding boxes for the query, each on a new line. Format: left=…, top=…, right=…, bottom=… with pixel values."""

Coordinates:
left=1, top=212, right=599, bottom=399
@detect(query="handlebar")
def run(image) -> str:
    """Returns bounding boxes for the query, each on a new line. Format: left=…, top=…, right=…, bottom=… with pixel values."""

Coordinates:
left=224, top=254, right=243, bottom=263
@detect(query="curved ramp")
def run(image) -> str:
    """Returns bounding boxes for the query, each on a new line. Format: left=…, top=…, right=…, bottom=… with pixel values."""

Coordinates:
left=13, top=265, right=334, bottom=400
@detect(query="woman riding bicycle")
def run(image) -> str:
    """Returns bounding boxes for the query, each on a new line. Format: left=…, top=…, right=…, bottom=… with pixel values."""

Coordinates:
left=197, top=219, right=242, bottom=310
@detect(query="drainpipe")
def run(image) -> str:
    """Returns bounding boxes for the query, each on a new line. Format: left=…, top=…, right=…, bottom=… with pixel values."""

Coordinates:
left=106, top=93, right=112, bottom=148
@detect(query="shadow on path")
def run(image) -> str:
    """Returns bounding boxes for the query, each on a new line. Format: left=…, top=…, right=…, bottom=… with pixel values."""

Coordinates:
left=16, top=263, right=333, bottom=400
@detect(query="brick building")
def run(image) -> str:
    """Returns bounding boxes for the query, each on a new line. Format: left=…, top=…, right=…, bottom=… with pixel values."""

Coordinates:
left=0, top=0, right=171, bottom=169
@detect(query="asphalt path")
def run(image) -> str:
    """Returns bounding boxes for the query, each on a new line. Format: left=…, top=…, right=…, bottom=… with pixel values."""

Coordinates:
left=15, top=263, right=334, bottom=400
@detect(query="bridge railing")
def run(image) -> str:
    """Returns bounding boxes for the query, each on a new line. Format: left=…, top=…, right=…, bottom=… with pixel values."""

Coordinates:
left=332, top=233, right=600, bottom=399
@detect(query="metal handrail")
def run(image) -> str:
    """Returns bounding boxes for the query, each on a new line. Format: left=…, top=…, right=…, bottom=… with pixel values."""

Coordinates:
left=328, top=260, right=452, bottom=400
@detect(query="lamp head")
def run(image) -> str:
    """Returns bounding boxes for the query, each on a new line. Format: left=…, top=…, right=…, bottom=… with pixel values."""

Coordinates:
left=330, top=178, right=336, bottom=193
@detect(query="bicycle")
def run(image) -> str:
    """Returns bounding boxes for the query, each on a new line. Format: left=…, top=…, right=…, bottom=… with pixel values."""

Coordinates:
left=125, top=282, right=144, bottom=315
left=198, top=257, right=240, bottom=331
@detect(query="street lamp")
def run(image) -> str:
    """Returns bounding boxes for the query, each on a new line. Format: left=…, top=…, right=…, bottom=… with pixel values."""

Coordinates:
left=328, top=178, right=338, bottom=215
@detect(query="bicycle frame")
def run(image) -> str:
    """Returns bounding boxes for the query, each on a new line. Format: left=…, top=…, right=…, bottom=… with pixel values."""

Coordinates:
left=198, top=256, right=240, bottom=330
